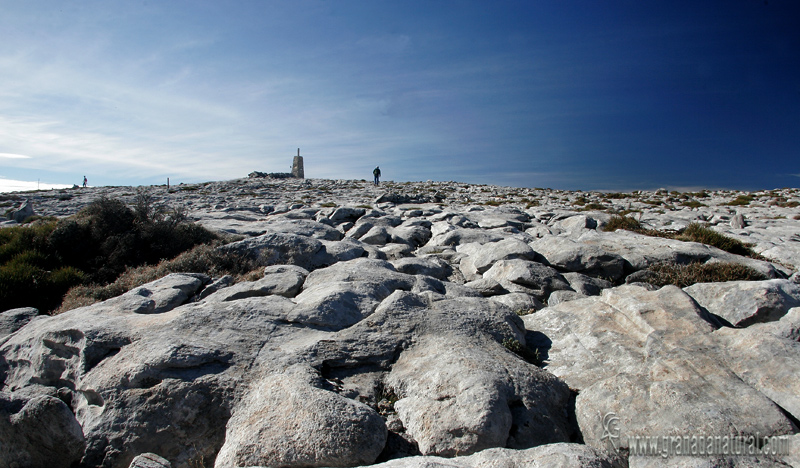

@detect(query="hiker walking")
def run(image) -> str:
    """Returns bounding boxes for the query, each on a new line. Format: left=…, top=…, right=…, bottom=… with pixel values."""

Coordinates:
left=373, top=166, right=381, bottom=186
left=83, top=176, right=87, bottom=188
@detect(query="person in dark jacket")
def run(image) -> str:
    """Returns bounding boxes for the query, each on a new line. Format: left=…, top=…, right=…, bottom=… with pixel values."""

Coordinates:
left=373, top=166, right=381, bottom=186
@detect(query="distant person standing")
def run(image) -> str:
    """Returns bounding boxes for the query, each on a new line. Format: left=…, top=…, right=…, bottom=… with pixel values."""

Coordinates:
left=373, top=166, right=381, bottom=186
left=83, top=176, right=87, bottom=188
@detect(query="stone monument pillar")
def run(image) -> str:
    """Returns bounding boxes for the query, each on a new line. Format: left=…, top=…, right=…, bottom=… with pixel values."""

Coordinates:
left=292, top=148, right=304, bottom=179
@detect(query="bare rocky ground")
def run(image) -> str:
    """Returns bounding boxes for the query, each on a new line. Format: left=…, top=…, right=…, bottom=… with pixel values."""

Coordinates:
left=2, top=177, right=800, bottom=468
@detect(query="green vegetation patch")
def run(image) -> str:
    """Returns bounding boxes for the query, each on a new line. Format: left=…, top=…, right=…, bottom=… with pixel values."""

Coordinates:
left=1, top=196, right=219, bottom=313
left=681, top=200, right=706, bottom=208
left=725, top=195, right=753, bottom=206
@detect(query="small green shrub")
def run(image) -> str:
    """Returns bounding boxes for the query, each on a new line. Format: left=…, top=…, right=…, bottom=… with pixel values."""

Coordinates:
left=677, top=223, right=760, bottom=258
left=581, top=202, right=606, bottom=211
left=602, top=215, right=643, bottom=232
left=681, top=200, right=705, bottom=208
left=1, top=197, right=219, bottom=313
left=639, top=262, right=766, bottom=288
left=725, top=195, right=753, bottom=206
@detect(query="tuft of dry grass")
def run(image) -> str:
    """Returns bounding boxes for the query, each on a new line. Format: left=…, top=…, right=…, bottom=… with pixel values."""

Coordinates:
left=603, top=217, right=762, bottom=259
left=638, top=262, right=767, bottom=288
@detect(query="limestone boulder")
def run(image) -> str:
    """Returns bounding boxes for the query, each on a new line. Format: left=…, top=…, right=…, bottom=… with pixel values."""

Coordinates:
left=684, top=279, right=800, bottom=327
left=387, top=335, right=572, bottom=457
left=203, top=268, right=305, bottom=302
left=0, top=307, right=40, bottom=338
left=128, top=453, right=171, bottom=468
left=219, top=232, right=334, bottom=271
left=7, top=199, right=35, bottom=223
left=714, top=312, right=800, bottom=421
left=482, top=259, right=572, bottom=301
left=456, top=238, right=537, bottom=280
left=489, top=292, right=545, bottom=313
left=215, top=365, right=387, bottom=468
left=530, top=235, right=627, bottom=280
left=533, top=229, right=783, bottom=280
left=524, top=285, right=796, bottom=453
left=261, top=218, right=343, bottom=241
left=390, top=256, right=453, bottom=281
left=328, top=206, right=367, bottom=224
left=427, top=227, right=506, bottom=247
left=0, top=393, right=86, bottom=468
left=546, top=290, right=586, bottom=306
left=562, top=272, right=613, bottom=296
left=370, top=444, right=619, bottom=467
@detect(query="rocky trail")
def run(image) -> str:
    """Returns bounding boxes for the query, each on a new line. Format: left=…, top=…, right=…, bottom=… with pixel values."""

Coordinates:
left=2, top=178, right=800, bottom=467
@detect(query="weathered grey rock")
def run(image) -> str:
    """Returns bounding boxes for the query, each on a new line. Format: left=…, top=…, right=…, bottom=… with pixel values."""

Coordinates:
left=203, top=269, right=305, bottom=302
left=483, top=259, right=572, bottom=300
left=553, top=214, right=597, bottom=233
left=196, top=275, right=234, bottom=300
left=219, top=232, right=334, bottom=270
left=391, top=256, right=453, bottom=280
left=384, top=299, right=572, bottom=457
left=361, top=225, right=392, bottom=245
left=370, top=444, right=619, bottom=467
left=391, top=220, right=433, bottom=247
left=714, top=314, right=800, bottom=421
left=261, top=218, right=343, bottom=241
left=329, top=206, right=366, bottom=224
left=128, top=452, right=171, bottom=468
left=684, top=279, right=800, bottom=327
left=530, top=235, right=627, bottom=280
left=7, top=199, right=35, bottom=222
left=5, top=178, right=800, bottom=468
left=534, top=229, right=782, bottom=280
left=562, top=272, right=613, bottom=296
left=388, top=335, right=571, bottom=457
left=457, top=238, right=537, bottom=280
left=629, top=454, right=793, bottom=468
left=0, top=307, right=39, bottom=338
left=0, top=393, right=86, bottom=468
left=524, top=285, right=795, bottom=453
left=464, top=278, right=506, bottom=296
left=546, top=290, right=586, bottom=306
left=489, top=292, right=545, bottom=313
left=427, top=227, right=506, bottom=247
left=731, top=213, right=746, bottom=229
left=215, top=365, right=387, bottom=468
left=126, top=273, right=208, bottom=313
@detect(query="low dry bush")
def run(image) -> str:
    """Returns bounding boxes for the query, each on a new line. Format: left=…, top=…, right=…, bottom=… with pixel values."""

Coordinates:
left=676, top=223, right=761, bottom=258
left=640, top=262, right=766, bottom=288
left=603, top=217, right=762, bottom=259
left=57, top=243, right=261, bottom=313
left=1, top=196, right=221, bottom=313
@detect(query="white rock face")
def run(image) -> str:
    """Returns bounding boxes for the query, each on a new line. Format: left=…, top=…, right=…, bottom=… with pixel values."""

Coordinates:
left=2, top=179, right=799, bottom=467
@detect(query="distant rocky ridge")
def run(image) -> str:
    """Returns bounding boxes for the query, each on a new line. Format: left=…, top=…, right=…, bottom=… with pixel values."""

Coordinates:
left=1, top=178, right=800, bottom=467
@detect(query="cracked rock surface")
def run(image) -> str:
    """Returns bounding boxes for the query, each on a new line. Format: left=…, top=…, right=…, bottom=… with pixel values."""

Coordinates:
left=2, top=178, right=800, bottom=467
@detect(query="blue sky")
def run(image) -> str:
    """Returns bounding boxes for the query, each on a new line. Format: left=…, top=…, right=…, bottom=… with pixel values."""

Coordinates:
left=1, top=1, right=798, bottom=192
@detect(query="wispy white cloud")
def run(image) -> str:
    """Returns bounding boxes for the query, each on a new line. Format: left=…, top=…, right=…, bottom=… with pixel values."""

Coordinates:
left=0, top=178, right=74, bottom=193
left=0, top=153, right=31, bottom=159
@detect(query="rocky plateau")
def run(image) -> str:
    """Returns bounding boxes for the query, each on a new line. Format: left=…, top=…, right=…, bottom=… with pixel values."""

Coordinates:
left=2, top=177, right=800, bottom=468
